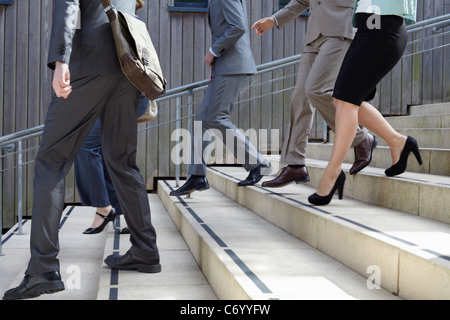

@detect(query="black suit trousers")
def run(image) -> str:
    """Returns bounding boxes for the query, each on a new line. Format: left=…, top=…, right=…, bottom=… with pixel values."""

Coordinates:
left=26, top=74, right=159, bottom=275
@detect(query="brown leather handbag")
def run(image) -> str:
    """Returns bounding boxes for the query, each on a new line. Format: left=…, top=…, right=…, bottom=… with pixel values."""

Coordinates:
left=100, top=0, right=166, bottom=100
left=138, top=99, right=158, bottom=123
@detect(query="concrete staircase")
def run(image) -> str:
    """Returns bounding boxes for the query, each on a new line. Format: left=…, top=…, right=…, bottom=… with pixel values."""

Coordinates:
left=0, top=102, right=448, bottom=300
left=0, top=195, right=217, bottom=300
left=157, top=102, right=450, bottom=300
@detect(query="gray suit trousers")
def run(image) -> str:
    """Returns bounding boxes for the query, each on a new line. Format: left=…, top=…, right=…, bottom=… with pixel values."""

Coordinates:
left=281, top=35, right=368, bottom=165
left=26, top=74, right=159, bottom=275
left=189, top=75, right=265, bottom=176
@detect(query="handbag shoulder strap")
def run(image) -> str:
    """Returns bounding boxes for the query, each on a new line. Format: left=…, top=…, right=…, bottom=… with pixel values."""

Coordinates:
left=99, top=0, right=116, bottom=21
left=99, top=0, right=113, bottom=12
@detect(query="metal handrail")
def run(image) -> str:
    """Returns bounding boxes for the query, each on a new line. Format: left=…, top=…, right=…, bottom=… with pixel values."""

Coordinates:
left=0, top=54, right=302, bottom=256
left=0, top=54, right=302, bottom=150
left=406, top=13, right=450, bottom=32
left=1, top=13, right=449, bottom=255
left=3, top=12, right=450, bottom=146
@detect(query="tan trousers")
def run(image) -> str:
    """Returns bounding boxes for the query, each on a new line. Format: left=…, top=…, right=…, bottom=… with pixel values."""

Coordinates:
left=281, top=35, right=368, bottom=165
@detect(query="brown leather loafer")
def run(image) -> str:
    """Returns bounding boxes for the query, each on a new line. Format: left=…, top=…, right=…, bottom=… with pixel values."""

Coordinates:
left=350, top=133, right=378, bottom=175
left=262, top=166, right=310, bottom=188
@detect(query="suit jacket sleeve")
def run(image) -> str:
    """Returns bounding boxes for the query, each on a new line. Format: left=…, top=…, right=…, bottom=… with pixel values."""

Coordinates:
left=47, top=0, right=80, bottom=70
left=210, top=0, right=246, bottom=58
left=274, top=0, right=309, bottom=29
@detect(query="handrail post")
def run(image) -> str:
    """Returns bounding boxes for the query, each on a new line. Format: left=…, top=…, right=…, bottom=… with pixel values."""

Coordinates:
left=17, top=140, right=23, bottom=235
left=187, top=89, right=193, bottom=139
left=187, top=89, right=194, bottom=182
left=175, top=96, right=181, bottom=187
left=0, top=151, right=3, bottom=256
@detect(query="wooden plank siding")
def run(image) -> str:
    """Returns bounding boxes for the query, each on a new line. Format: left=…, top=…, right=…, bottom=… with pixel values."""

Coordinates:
left=0, top=0, right=449, bottom=229
left=378, top=0, right=450, bottom=115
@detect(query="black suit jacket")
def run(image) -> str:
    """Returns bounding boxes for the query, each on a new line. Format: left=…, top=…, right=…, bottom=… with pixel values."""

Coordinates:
left=47, top=0, right=136, bottom=79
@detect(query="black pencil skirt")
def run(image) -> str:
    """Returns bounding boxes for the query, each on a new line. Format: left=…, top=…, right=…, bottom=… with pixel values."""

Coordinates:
left=333, top=13, right=408, bottom=106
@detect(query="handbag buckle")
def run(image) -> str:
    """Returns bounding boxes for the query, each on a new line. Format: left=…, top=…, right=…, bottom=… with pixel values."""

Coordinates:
left=103, top=4, right=114, bottom=13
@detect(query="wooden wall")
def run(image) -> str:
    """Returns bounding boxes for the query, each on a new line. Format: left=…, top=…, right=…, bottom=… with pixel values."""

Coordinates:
left=135, top=0, right=310, bottom=193
left=1, top=0, right=54, bottom=229
left=1, top=0, right=449, bottom=229
left=375, top=0, right=450, bottom=115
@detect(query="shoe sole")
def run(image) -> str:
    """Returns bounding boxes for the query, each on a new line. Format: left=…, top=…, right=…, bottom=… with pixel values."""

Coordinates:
left=262, top=175, right=310, bottom=188
left=3, top=281, right=65, bottom=300
left=170, top=186, right=209, bottom=197
left=105, top=262, right=162, bottom=273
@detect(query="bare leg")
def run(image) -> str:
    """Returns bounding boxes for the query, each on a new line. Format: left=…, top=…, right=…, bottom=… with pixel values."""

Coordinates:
left=316, top=99, right=408, bottom=197
left=358, top=101, right=407, bottom=165
left=316, top=99, right=358, bottom=196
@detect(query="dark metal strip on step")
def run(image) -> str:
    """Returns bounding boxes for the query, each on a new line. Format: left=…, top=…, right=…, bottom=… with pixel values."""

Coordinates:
left=59, top=206, right=75, bottom=229
left=210, top=167, right=450, bottom=262
left=164, top=180, right=275, bottom=297
left=1, top=219, right=29, bottom=245
left=225, top=249, right=272, bottom=294
left=109, top=216, right=121, bottom=300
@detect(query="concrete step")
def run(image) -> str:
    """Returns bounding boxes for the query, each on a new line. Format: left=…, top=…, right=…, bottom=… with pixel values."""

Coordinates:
left=384, top=113, right=450, bottom=129
left=305, top=143, right=450, bottom=176
left=326, top=101, right=450, bottom=152
left=97, top=194, right=217, bottom=300
left=158, top=179, right=400, bottom=300
left=0, top=207, right=108, bottom=300
left=378, top=128, right=450, bottom=149
left=203, top=165, right=450, bottom=299
left=329, top=128, right=450, bottom=149
left=0, top=194, right=217, bottom=300
left=409, top=102, right=450, bottom=115
left=266, top=156, right=450, bottom=224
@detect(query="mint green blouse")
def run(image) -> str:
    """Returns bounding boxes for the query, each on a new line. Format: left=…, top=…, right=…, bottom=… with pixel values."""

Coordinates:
left=353, top=0, right=417, bottom=27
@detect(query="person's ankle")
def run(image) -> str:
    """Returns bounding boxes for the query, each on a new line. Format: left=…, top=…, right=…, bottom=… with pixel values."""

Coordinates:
left=97, top=205, right=113, bottom=215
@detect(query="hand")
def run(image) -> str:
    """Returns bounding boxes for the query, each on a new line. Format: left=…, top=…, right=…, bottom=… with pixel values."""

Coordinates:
left=52, top=61, right=72, bottom=99
left=204, top=51, right=215, bottom=67
left=251, top=16, right=276, bottom=36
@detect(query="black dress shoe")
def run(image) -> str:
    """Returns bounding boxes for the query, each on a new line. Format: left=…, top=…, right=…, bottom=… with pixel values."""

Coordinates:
left=2, top=271, right=64, bottom=300
left=385, top=136, right=423, bottom=177
left=238, top=163, right=270, bottom=187
left=169, top=176, right=209, bottom=196
left=104, top=251, right=161, bottom=273
left=83, top=208, right=117, bottom=235
left=308, top=171, right=346, bottom=206
left=120, top=227, right=130, bottom=234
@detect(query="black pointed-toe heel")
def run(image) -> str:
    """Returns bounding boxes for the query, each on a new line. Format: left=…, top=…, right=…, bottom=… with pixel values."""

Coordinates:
left=385, top=136, right=423, bottom=177
left=83, top=208, right=117, bottom=235
left=308, top=171, right=346, bottom=206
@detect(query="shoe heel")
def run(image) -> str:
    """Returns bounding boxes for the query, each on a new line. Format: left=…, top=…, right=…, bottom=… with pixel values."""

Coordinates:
left=337, top=172, right=345, bottom=200
left=338, top=184, right=344, bottom=200
left=295, top=176, right=310, bottom=184
left=411, top=142, right=423, bottom=165
left=137, top=263, right=162, bottom=273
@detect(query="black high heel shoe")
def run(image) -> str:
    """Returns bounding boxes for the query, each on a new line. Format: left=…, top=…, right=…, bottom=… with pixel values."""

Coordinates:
left=83, top=208, right=117, bottom=235
left=308, top=171, right=346, bottom=206
left=385, top=136, right=423, bottom=177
